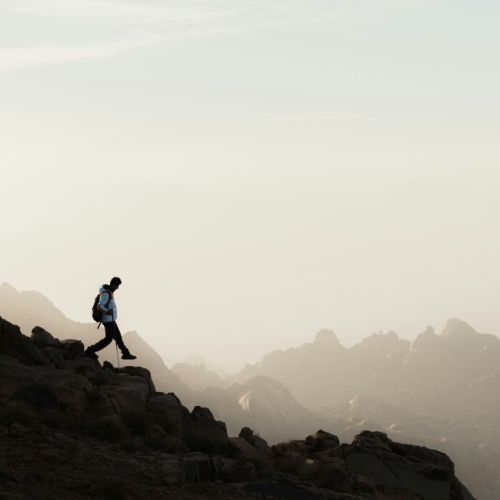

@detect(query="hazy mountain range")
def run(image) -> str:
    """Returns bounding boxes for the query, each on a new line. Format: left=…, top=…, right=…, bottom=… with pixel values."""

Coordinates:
left=230, top=323, right=500, bottom=500
left=1, top=282, right=499, bottom=499
left=1, top=314, right=475, bottom=499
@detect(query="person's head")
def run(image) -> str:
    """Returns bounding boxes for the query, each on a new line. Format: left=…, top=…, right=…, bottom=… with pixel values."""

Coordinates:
left=109, top=277, right=122, bottom=292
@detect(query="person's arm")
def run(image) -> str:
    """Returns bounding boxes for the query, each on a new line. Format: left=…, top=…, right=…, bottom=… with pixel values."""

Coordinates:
left=98, top=292, right=111, bottom=314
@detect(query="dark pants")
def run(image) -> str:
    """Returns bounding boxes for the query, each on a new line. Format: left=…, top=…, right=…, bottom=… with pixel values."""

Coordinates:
left=88, top=321, right=129, bottom=354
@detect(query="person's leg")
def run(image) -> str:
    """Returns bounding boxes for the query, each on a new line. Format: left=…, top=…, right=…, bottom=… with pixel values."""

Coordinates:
left=110, top=322, right=129, bottom=354
left=87, top=323, right=114, bottom=353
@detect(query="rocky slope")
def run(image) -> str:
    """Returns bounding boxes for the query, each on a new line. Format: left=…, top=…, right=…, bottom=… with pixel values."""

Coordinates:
left=0, top=283, right=333, bottom=445
left=0, top=316, right=474, bottom=500
left=1, top=283, right=493, bottom=497
left=0, top=283, right=194, bottom=402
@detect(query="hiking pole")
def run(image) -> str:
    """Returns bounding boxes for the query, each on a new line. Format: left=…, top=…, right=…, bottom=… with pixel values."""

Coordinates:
left=115, top=343, right=120, bottom=369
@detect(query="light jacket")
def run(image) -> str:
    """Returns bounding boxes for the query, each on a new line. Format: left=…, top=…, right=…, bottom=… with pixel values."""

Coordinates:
left=98, top=285, right=117, bottom=323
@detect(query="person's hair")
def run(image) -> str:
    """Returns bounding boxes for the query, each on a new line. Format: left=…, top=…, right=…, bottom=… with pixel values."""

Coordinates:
left=110, top=277, right=122, bottom=287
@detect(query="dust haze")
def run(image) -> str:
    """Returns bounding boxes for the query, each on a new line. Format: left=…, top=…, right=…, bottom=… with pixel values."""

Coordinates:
left=2, top=0, right=500, bottom=366
left=1, top=2, right=499, bottom=498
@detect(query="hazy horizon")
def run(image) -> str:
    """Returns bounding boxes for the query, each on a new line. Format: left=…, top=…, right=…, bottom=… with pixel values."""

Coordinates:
left=2, top=280, right=500, bottom=370
left=2, top=0, right=500, bottom=365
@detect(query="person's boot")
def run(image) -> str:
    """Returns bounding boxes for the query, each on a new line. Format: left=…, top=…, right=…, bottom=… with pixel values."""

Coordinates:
left=84, top=348, right=98, bottom=360
left=121, top=352, right=137, bottom=360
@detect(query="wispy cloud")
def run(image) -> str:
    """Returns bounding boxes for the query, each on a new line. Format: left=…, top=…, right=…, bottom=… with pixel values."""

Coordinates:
left=0, top=32, right=162, bottom=72
left=267, top=115, right=384, bottom=122
left=0, top=0, right=344, bottom=72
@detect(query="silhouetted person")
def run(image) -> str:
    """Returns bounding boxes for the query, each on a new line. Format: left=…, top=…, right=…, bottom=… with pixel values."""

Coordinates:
left=85, top=277, right=137, bottom=360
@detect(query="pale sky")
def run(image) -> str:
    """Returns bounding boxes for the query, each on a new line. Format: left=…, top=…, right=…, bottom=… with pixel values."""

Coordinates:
left=1, top=0, right=500, bottom=366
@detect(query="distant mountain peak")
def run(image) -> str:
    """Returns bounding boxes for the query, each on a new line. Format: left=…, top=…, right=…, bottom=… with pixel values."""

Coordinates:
left=0, top=282, right=18, bottom=294
left=441, top=318, right=478, bottom=338
left=313, top=329, right=341, bottom=346
left=422, top=325, right=437, bottom=336
left=411, top=326, right=438, bottom=352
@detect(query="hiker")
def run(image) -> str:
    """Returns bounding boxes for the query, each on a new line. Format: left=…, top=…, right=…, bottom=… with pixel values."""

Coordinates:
left=85, top=277, right=137, bottom=360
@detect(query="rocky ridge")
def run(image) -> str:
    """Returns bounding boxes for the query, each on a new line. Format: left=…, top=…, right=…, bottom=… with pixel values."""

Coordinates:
left=0, top=316, right=474, bottom=499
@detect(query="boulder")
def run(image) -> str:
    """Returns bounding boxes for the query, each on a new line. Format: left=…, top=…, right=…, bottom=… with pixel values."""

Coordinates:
left=230, top=437, right=262, bottom=462
left=60, top=340, right=84, bottom=360
left=43, top=347, right=66, bottom=369
left=101, top=374, right=150, bottom=416
left=239, top=427, right=269, bottom=450
left=186, top=406, right=229, bottom=453
left=85, top=388, right=115, bottom=417
left=118, top=366, right=155, bottom=393
left=67, top=357, right=101, bottom=378
left=344, top=431, right=470, bottom=500
left=236, top=427, right=273, bottom=465
left=311, top=429, right=340, bottom=450
left=0, top=318, right=45, bottom=366
left=146, top=392, right=193, bottom=440
left=351, top=430, right=392, bottom=451
left=0, top=354, right=42, bottom=400
left=31, top=327, right=60, bottom=349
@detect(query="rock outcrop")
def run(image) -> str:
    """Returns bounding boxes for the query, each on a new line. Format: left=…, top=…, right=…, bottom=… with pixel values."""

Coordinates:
left=0, top=316, right=474, bottom=499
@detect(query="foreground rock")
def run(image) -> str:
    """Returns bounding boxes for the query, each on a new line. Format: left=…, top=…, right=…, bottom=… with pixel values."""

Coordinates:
left=0, top=316, right=475, bottom=499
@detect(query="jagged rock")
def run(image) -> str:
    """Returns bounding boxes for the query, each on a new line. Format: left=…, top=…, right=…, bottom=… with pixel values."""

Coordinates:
left=119, top=366, right=156, bottom=393
left=344, top=431, right=473, bottom=500
left=61, top=339, right=84, bottom=359
left=351, top=430, right=391, bottom=451
left=0, top=317, right=476, bottom=500
left=230, top=437, right=262, bottom=462
left=187, top=406, right=229, bottom=453
left=0, top=318, right=45, bottom=366
left=308, top=429, right=341, bottom=451
left=101, top=374, right=151, bottom=417
left=239, top=426, right=268, bottom=450
left=43, top=347, right=66, bottom=369
left=238, top=427, right=273, bottom=464
left=68, top=358, right=111, bottom=389
left=146, top=392, right=193, bottom=440
left=31, top=326, right=61, bottom=349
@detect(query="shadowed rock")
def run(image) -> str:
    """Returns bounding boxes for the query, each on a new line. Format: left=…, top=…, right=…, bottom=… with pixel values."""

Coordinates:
left=0, top=315, right=476, bottom=500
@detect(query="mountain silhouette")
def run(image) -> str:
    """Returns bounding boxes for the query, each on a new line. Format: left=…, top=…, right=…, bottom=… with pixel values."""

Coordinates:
left=232, top=322, right=500, bottom=499
left=0, top=314, right=475, bottom=499
left=0, top=283, right=194, bottom=403
left=1, top=283, right=496, bottom=498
